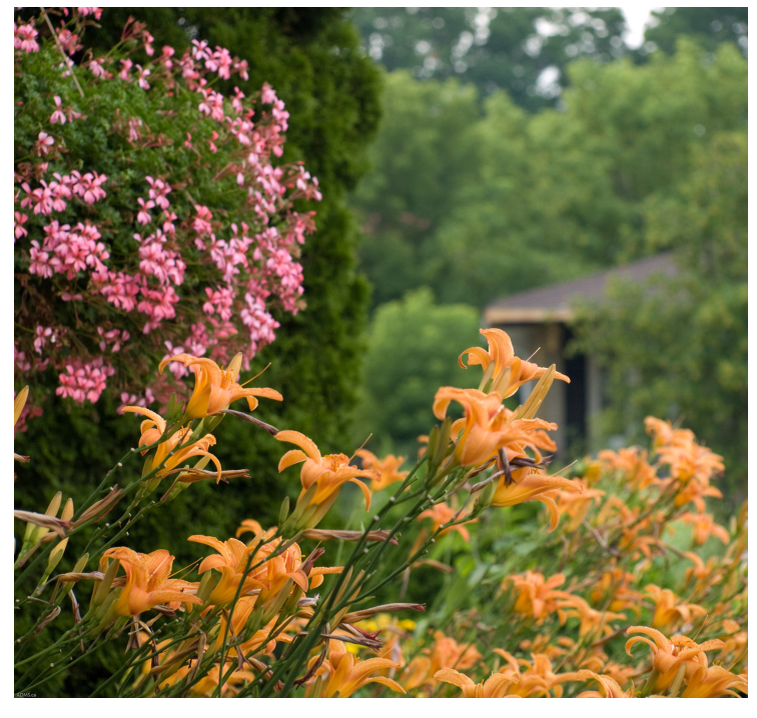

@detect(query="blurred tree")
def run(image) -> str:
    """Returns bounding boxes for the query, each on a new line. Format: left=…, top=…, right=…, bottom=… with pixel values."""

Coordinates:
left=351, top=71, right=480, bottom=306
left=354, top=40, right=747, bottom=309
left=351, top=7, right=629, bottom=111
left=353, top=288, right=481, bottom=457
left=571, top=131, right=747, bottom=498
left=643, top=7, right=748, bottom=57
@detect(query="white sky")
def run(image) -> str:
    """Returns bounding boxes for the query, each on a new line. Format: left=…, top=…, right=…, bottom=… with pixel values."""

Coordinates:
left=622, top=4, right=666, bottom=49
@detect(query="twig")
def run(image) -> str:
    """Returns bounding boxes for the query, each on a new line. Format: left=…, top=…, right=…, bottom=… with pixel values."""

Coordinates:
left=582, top=520, right=621, bottom=558
left=40, top=7, right=85, bottom=97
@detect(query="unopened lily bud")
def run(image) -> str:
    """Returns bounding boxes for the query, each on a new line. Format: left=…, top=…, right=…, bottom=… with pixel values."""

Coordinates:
left=195, top=570, right=221, bottom=606
left=42, top=499, right=74, bottom=579
left=90, top=555, right=121, bottom=610
left=23, top=491, right=62, bottom=543
left=226, top=353, right=243, bottom=382
left=14, top=386, right=29, bottom=426
left=74, top=486, right=123, bottom=527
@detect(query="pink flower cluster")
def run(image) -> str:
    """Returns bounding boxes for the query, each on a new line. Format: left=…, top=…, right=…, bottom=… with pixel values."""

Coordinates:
left=15, top=8, right=323, bottom=411
left=29, top=221, right=110, bottom=280
left=56, top=357, right=116, bottom=403
left=14, top=22, right=39, bottom=54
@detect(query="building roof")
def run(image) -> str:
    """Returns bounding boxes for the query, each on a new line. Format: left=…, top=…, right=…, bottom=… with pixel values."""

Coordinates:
left=483, top=253, right=677, bottom=325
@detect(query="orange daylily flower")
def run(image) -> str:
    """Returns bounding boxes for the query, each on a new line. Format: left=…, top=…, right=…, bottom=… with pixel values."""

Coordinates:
left=458, top=328, right=569, bottom=398
left=433, top=387, right=557, bottom=467
left=573, top=670, right=634, bottom=698
left=122, top=405, right=223, bottom=483
left=681, top=511, right=730, bottom=545
left=589, top=568, right=643, bottom=615
left=494, top=649, right=582, bottom=697
left=643, top=585, right=706, bottom=630
left=233, top=525, right=342, bottom=617
left=644, top=417, right=696, bottom=449
left=506, top=571, right=572, bottom=620
left=434, top=668, right=520, bottom=698
left=418, top=501, right=476, bottom=542
left=554, top=479, right=605, bottom=532
left=556, top=594, right=626, bottom=639
left=402, top=630, right=482, bottom=691
left=491, top=467, right=584, bottom=531
left=355, top=449, right=408, bottom=492
left=306, top=639, right=406, bottom=697
left=159, top=352, right=282, bottom=419
left=597, top=447, right=659, bottom=490
left=276, top=430, right=379, bottom=515
left=625, top=626, right=726, bottom=693
left=187, top=535, right=261, bottom=606
left=213, top=598, right=291, bottom=657
left=100, top=547, right=201, bottom=617
left=680, top=662, right=748, bottom=697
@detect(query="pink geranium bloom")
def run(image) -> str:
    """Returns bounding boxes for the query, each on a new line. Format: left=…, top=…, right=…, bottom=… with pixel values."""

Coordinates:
left=50, top=96, right=66, bottom=124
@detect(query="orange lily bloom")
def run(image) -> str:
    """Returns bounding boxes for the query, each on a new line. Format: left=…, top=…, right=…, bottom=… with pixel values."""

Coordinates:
left=573, top=670, right=634, bottom=697
left=589, top=568, right=643, bottom=615
left=643, top=585, right=706, bottom=630
left=625, top=626, right=726, bottom=694
left=458, top=328, right=569, bottom=398
left=681, top=511, right=730, bottom=545
left=100, top=547, right=201, bottom=617
left=402, top=630, right=482, bottom=691
left=554, top=479, right=605, bottom=532
left=433, top=387, right=557, bottom=468
left=234, top=527, right=342, bottom=619
left=494, top=649, right=582, bottom=697
left=598, top=447, right=659, bottom=490
left=276, top=430, right=379, bottom=517
left=212, top=598, right=291, bottom=657
left=556, top=595, right=626, bottom=639
left=506, top=571, right=571, bottom=620
left=122, top=405, right=223, bottom=483
left=418, top=501, right=476, bottom=542
left=355, top=449, right=408, bottom=492
left=306, top=639, right=406, bottom=697
left=187, top=535, right=260, bottom=606
left=491, top=467, right=584, bottom=531
left=159, top=352, right=282, bottom=419
left=434, top=668, right=519, bottom=698
left=644, top=416, right=696, bottom=449
left=680, top=662, right=748, bottom=697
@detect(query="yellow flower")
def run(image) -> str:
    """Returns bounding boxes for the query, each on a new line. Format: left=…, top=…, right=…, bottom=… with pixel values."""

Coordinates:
left=159, top=353, right=282, bottom=419
left=122, top=406, right=223, bottom=482
left=459, top=328, right=569, bottom=398
left=100, top=547, right=202, bottom=617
